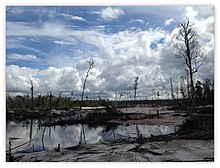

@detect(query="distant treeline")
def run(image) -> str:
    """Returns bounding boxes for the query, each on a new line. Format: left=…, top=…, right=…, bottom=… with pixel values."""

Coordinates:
left=6, top=95, right=106, bottom=112
left=6, top=79, right=214, bottom=112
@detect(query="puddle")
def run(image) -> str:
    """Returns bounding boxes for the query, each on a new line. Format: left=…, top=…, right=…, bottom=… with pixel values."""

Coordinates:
left=6, top=119, right=178, bottom=153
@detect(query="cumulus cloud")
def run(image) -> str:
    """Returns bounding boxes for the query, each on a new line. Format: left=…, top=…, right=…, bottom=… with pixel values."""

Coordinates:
left=6, top=6, right=214, bottom=99
left=6, top=65, right=39, bottom=93
left=7, top=65, right=79, bottom=96
left=158, top=6, right=214, bottom=97
left=182, top=6, right=198, bottom=21
left=6, top=63, right=105, bottom=98
left=100, top=7, right=124, bottom=21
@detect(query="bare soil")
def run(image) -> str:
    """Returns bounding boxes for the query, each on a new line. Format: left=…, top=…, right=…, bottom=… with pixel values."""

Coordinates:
left=13, top=140, right=214, bottom=162
left=8, top=105, right=214, bottom=162
left=110, top=106, right=186, bottom=125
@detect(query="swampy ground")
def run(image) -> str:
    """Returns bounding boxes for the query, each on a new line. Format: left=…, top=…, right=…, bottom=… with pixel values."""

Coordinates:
left=7, top=104, right=214, bottom=162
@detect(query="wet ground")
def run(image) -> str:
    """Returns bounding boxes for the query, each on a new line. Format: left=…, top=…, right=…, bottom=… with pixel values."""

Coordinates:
left=12, top=140, right=214, bottom=162
left=6, top=121, right=178, bottom=152
left=6, top=105, right=214, bottom=162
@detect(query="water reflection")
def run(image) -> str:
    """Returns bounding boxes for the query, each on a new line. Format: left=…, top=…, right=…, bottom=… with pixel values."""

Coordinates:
left=6, top=119, right=178, bottom=153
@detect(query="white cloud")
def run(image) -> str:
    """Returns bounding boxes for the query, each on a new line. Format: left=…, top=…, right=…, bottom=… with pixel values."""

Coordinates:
left=191, top=6, right=214, bottom=19
left=54, top=40, right=73, bottom=45
left=6, top=21, right=102, bottom=43
left=182, top=6, right=198, bottom=21
left=100, top=7, right=124, bottom=21
left=130, top=19, right=144, bottom=24
left=60, top=13, right=86, bottom=21
left=34, top=7, right=87, bottom=22
left=6, top=65, right=39, bottom=93
left=7, top=53, right=38, bottom=61
left=164, top=18, right=175, bottom=26
left=6, top=63, right=104, bottom=98
left=158, top=7, right=214, bottom=96
left=7, top=41, right=43, bottom=54
left=6, top=6, right=214, bottom=100
left=6, top=65, right=80, bottom=96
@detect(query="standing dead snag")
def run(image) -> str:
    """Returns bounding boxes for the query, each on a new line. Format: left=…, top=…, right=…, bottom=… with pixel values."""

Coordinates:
left=29, top=78, right=34, bottom=141
left=134, top=77, right=139, bottom=100
left=175, top=19, right=206, bottom=111
left=29, top=77, right=34, bottom=111
left=80, top=58, right=95, bottom=109
left=49, top=91, right=52, bottom=112
left=170, top=77, right=175, bottom=107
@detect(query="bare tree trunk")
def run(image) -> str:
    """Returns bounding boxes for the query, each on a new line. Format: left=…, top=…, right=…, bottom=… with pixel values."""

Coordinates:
left=80, top=58, right=94, bottom=110
left=176, top=80, right=179, bottom=100
left=170, top=78, right=175, bottom=107
left=187, top=38, right=195, bottom=111
left=186, top=69, right=190, bottom=99
left=29, top=78, right=34, bottom=111
left=49, top=91, right=52, bottom=113
left=175, top=20, right=206, bottom=112
left=31, top=86, right=33, bottom=110
left=189, top=66, right=195, bottom=111
left=134, top=89, right=137, bottom=100
left=80, top=72, right=89, bottom=109
left=133, top=77, right=139, bottom=101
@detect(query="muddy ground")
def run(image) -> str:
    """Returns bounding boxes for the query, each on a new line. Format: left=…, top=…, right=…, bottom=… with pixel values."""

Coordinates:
left=7, top=105, right=214, bottom=162
left=13, top=140, right=214, bottom=162
left=110, top=106, right=186, bottom=125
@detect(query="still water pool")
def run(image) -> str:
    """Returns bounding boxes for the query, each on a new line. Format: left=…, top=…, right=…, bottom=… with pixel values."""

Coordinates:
left=6, top=119, right=178, bottom=153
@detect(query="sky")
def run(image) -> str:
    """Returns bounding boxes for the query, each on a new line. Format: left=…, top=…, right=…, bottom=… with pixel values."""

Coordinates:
left=6, top=6, right=214, bottom=100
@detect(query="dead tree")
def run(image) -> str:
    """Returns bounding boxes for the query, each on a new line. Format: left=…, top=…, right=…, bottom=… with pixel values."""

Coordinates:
left=29, top=77, right=34, bottom=110
left=80, top=58, right=95, bottom=109
left=49, top=91, right=52, bottom=112
left=170, top=78, right=175, bottom=107
left=175, top=19, right=206, bottom=111
left=185, top=68, right=190, bottom=99
left=133, top=76, right=139, bottom=100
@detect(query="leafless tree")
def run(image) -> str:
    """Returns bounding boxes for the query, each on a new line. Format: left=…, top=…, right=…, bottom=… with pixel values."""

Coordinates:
left=133, top=76, right=139, bottom=100
left=80, top=58, right=95, bottom=109
left=175, top=19, right=206, bottom=111
left=29, top=77, right=34, bottom=110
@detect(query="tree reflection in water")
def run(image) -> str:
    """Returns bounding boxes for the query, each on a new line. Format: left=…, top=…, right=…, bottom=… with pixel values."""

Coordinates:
left=6, top=120, right=178, bottom=153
